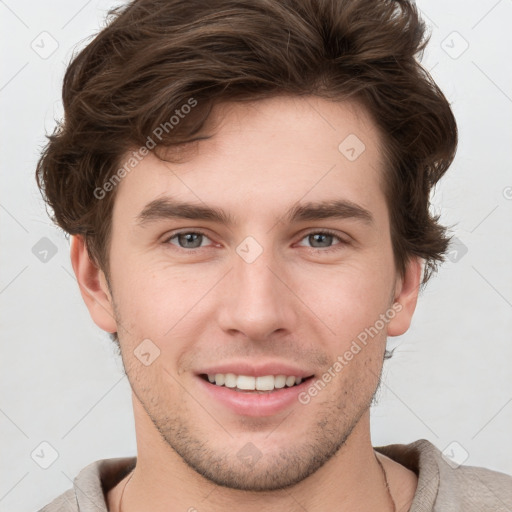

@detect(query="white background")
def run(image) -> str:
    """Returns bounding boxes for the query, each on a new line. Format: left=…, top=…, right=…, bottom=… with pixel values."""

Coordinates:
left=1, top=1, right=511, bottom=510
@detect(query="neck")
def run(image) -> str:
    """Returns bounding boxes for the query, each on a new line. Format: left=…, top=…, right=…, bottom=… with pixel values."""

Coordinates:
left=112, top=408, right=400, bottom=512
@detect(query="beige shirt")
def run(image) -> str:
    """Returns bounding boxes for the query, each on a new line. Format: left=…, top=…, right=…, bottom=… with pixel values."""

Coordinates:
left=38, top=439, right=512, bottom=511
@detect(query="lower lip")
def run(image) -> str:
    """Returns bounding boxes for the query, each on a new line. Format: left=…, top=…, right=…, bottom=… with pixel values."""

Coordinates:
left=196, top=375, right=313, bottom=417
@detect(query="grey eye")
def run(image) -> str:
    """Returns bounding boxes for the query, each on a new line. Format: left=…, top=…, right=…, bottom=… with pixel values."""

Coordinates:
left=306, top=233, right=335, bottom=248
left=168, top=232, right=210, bottom=249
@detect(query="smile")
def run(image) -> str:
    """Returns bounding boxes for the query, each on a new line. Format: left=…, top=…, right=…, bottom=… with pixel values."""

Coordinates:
left=201, top=373, right=313, bottom=392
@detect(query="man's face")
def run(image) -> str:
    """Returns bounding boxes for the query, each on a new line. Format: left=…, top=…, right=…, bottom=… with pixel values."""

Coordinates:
left=88, top=96, right=418, bottom=491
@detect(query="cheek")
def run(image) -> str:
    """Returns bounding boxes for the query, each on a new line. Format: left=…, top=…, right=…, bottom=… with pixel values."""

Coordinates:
left=305, top=270, right=391, bottom=399
left=111, top=261, right=211, bottom=351
left=304, top=261, right=395, bottom=337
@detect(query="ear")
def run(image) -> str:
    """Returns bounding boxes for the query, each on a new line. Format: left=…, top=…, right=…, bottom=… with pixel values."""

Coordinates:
left=387, top=257, right=423, bottom=337
left=70, top=235, right=117, bottom=333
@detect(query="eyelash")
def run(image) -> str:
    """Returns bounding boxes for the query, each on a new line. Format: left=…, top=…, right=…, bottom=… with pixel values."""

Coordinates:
left=163, top=229, right=347, bottom=253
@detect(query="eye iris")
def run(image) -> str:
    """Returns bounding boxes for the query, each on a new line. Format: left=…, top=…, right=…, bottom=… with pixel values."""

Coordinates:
left=179, top=233, right=202, bottom=248
left=310, top=233, right=332, bottom=248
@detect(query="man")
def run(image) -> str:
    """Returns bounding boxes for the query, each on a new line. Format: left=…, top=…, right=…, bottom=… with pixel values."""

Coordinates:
left=36, top=0, right=512, bottom=510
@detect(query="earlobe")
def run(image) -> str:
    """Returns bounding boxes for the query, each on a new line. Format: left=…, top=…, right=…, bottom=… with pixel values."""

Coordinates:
left=70, top=235, right=118, bottom=333
left=387, top=257, right=423, bottom=337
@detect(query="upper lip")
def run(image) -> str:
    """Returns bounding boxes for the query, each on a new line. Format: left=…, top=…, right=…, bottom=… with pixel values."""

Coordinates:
left=196, top=361, right=315, bottom=378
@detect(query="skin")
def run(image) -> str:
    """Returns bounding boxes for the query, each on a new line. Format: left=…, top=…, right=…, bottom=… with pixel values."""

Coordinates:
left=71, top=95, right=420, bottom=511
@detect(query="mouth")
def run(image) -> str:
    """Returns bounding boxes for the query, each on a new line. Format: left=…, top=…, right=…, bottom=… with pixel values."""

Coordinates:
left=193, top=364, right=317, bottom=416
left=199, top=373, right=315, bottom=393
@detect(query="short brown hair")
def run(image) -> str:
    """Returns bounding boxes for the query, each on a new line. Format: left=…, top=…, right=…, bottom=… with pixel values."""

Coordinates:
left=36, top=0, right=457, bottom=287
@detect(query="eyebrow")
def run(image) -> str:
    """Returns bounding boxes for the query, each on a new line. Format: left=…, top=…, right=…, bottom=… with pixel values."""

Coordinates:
left=136, top=197, right=373, bottom=227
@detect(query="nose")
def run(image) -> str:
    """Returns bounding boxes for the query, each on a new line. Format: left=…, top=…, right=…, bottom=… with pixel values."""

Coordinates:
left=216, top=242, right=298, bottom=342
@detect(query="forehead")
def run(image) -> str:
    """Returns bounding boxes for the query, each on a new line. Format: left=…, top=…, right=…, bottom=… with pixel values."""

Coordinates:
left=112, top=95, right=387, bottom=226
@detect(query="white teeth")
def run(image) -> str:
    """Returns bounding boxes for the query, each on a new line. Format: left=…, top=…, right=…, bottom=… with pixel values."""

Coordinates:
left=206, top=373, right=306, bottom=391
left=256, top=375, right=274, bottom=391
left=274, top=375, right=286, bottom=389
left=285, top=376, right=296, bottom=387
left=224, top=373, right=237, bottom=388
left=237, top=375, right=256, bottom=390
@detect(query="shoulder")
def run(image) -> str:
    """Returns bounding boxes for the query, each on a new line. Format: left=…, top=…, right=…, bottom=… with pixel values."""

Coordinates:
left=36, top=456, right=136, bottom=512
left=38, top=488, right=77, bottom=511
left=375, top=439, right=512, bottom=511
left=438, top=456, right=512, bottom=510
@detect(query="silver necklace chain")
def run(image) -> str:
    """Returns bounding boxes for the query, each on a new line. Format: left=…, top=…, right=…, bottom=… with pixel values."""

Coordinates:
left=375, top=453, right=397, bottom=512
left=118, top=470, right=133, bottom=512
